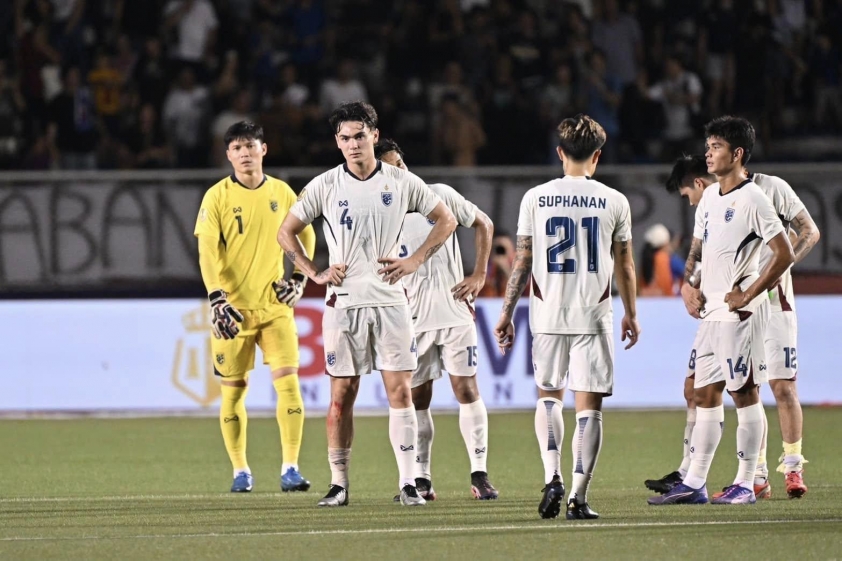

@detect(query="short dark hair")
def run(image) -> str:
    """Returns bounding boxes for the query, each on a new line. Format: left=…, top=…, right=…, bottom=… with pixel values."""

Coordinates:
left=328, top=101, right=378, bottom=133
left=374, top=138, right=404, bottom=160
left=557, top=114, right=606, bottom=161
left=704, top=116, right=755, bottom=165
left=665, top=154, right=712, bottom=193
left=224, top=121, right=264, bottom=148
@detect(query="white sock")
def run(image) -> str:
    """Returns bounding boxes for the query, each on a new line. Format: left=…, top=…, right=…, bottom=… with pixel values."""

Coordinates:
left=328, top=448, right=351, bottom=489
left=678, top=408, right=697, bottom=477
left=390, top=406, right=419, bottom=489
left=534, top=398, right=563, bottom=484
left=570, top=410, right=603, bottom=502
left=415, top=408, right=434, bottom=480
left=281, top=463, right=298, bottom=472
left=683, top=405, right=724, bottom=489
left=459, top=398, right=489, bottom=473
left=734, top=402, right=764, bottom=490
left=755, top=402, right=769, bottom=483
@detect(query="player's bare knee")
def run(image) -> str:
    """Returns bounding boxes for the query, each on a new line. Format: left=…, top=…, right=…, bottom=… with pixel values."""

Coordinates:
left=574, top=391, right=603, bottom=412
left=450, top=376, right=480, bottom=404
left=684, top=377, right=695, bottom=405
left=694, top=383, right=724, bottom=408
left=770, top=379, right=798, bottom=404
left=411, top=382, right=433, bottom=410
left=728, top=384, right=760, bottom=408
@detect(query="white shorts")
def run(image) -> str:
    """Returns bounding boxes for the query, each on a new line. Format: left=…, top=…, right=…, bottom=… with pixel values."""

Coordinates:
left=532, top=333, right=614, bottom=395
left=692, top=301, right=770, bottom=392
left=764, top=310, right=798, bottom=381
left=412, top=324, right=477, bottom=388
left=323, top=305, right=417, bottom=376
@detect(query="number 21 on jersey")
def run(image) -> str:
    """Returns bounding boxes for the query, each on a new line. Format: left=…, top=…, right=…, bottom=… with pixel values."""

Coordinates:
left=545, top=216, right=599, bottom=274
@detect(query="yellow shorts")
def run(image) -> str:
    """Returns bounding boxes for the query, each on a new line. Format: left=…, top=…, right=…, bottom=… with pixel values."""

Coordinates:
left=211, top=304, right=299, bottom=379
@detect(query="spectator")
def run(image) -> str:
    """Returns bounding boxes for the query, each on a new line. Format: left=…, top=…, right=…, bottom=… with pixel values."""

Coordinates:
left=583, top=49, right=622, bottom=162
left=134, top=37, right=168, bottom=108
left=47, top=65, right=99, bottom=169
left=479, top=231, right=515, bottom=297
left=0, top=60, right=26, bottom=168
left=162, top=67, right=209, bottom=167
left=646, top=54, right=702, bottom=160
left=810, top=31, right=842, bottom=132
left=319, top=59, right=367, bottom=114
left=638, top=224, right=676, bottom=297
left=119, top=103, right=171, bottom=169
left=211, top=89, right=254, bottom=166
left=435, top=94, right=486, bottom=167
left=504, top=10, right=545, bottom=91
left=48, top=0, right=87, bottom=69
left=591, top=0, right=643, bottom=86
left=697, top=0, right=737, bottom=116
left=276, top=63, right=310, bottom=108
left=88, top=50, right=123, bottom=132
left=163, top=0, right=218, bottom=72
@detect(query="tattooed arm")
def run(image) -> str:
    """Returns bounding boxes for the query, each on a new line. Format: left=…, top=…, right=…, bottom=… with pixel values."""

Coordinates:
left=493, top=235, right=533, bottom=354
left=613, top=239, right=641, bottom=349
left=788, top=209, right=821, bottom=264
left=278, top=212, right=346, bottom=286
left=680, top=237, right=705, bottom=318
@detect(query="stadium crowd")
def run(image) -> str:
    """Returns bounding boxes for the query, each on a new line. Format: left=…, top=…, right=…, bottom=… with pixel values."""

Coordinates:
left=0, top=0, right=840, bottom=170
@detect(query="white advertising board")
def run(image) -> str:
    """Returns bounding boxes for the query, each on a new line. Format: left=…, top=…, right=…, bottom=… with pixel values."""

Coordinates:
left=0, top=297, right=838, bottom=412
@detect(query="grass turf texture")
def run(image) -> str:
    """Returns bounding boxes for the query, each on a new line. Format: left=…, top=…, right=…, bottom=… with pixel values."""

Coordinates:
left=1, top=408, right=840, bottom=560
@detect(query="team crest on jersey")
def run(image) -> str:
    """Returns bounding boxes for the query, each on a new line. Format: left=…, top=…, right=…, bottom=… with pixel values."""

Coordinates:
left=326, top=352, right=336, bottom=366
left=427, top=218, right=436, bottom=225
left=725, top=207, right=735, bottom=222
left=199, top=208, right=207, bottom=222
left=216, top=354, right=225, bottom=365
left=270, top=200, right=278, bottom=212
left=381, top=192, right=393, bottom=206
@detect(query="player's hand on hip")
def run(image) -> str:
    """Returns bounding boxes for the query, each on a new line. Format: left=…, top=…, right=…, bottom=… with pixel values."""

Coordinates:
left=724, top=285, right=750, bottom=312
left=621, top=315, right=641, bottom=350
left=680, top=283, right=705, bottom=319
left=452, top=273, right=485, bottom=302
left=493, top=318, right=515, bottom=355
left=313, top=264, right=346, bottom=286
left=377, top=257, right=420, bottom=285
left=273, top=273, right=306, bottom=307
left=208, top=290, right=244, bottom=340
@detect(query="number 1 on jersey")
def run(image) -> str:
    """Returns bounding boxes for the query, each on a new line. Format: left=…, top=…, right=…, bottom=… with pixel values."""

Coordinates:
left=545, top=216, right=599, bottom=274
left=235, top=215, right=243, bottom=234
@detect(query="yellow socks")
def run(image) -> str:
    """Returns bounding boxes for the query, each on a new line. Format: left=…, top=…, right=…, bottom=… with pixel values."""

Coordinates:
left=220, top=384, right=249, bottom=473
left=274, top=374, right=305, bottom=469
left=777, top=439, right=806, bottom=473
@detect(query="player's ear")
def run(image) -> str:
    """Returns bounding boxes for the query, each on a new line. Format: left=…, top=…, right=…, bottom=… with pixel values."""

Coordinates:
left=556, top=146, right=564, bottom=163
left=372, top=128, right=379, bottom=144
left=592, top=149, right=601, bottom=164
left=261, top=142, right=267, bottom=156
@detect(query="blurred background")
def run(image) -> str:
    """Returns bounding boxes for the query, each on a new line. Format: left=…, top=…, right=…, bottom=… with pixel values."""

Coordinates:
left=1, top=0, right=841, bottom=413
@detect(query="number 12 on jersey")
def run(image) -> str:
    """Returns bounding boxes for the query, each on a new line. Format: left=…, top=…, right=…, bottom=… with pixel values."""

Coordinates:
left=545, top=216, right=599, bottom=274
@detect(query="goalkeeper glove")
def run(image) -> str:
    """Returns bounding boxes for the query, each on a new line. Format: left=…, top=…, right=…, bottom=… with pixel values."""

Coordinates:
left=208, top=290, right=244, bottom=340
left=273, top=273, right=306, bottom=308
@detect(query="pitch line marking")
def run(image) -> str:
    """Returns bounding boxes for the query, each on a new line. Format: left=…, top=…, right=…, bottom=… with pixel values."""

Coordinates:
left=1, top=518, right=841, bottom=542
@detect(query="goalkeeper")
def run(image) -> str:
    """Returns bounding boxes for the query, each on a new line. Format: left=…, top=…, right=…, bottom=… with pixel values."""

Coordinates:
left=194, top=121, right=317, bottom=493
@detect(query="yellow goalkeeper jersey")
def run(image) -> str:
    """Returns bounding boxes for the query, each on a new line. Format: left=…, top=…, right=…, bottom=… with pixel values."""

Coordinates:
left=194, top=174, right=314, bottom=310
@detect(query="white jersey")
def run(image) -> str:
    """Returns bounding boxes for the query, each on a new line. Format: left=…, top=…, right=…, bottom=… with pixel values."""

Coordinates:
left=752, top=172, right=805, bottom=313
left=517, top=176, right=632, bottom=335
left=401, top=183, right=477, bottom=333
left=290, top=161, right=441, bottom=309
left=693, top=179, right=785, bottom=322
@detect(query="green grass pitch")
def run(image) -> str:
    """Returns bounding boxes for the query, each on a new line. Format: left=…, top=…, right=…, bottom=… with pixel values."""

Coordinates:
left=1, top=408, right=841, bottom=560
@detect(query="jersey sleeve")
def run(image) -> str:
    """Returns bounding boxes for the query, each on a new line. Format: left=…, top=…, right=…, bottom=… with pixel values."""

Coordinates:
left=516, top=191, right=534, bottom=236
left=613, top=195, right=632, bottom=242
left=769, top=176, right=806, bottom=222
left=194, top=187, right=221, bottom=239
left=431, top=184, right=477, bottom=228
left=693, top=198, right=706, bottom=241
left=289, top=177, right=323, bottom=225
left=405, top=171, right=441, bottom=216
left=750, top=189, right=786, bottom=243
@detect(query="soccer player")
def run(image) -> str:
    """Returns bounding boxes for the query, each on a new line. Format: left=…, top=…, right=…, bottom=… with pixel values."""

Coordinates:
left=494, top=114, right=641, bottom=519
left=277, top=102, right=457, bottom=507
left=194, top=121, right=317, bottom=493
left=649, top=116, right=795, bottom=505
left=645, top=153, right=820, bottom=499
left=374, top=138, right=498, bottom=501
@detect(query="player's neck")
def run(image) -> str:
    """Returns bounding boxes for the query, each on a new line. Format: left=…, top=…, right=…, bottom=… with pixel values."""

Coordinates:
left=716, top=168, right=745, bottom=194
left=563, top=163, right=595, bottom=178
left=233, top=169, right=265, bottom=190
left=346, top=158, right=378, bottom=181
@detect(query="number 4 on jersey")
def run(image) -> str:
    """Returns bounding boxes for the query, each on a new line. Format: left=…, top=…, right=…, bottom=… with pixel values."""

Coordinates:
left=545, top=216, right=599, bottom=274
left=340, top=209, right=353, bottom=230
